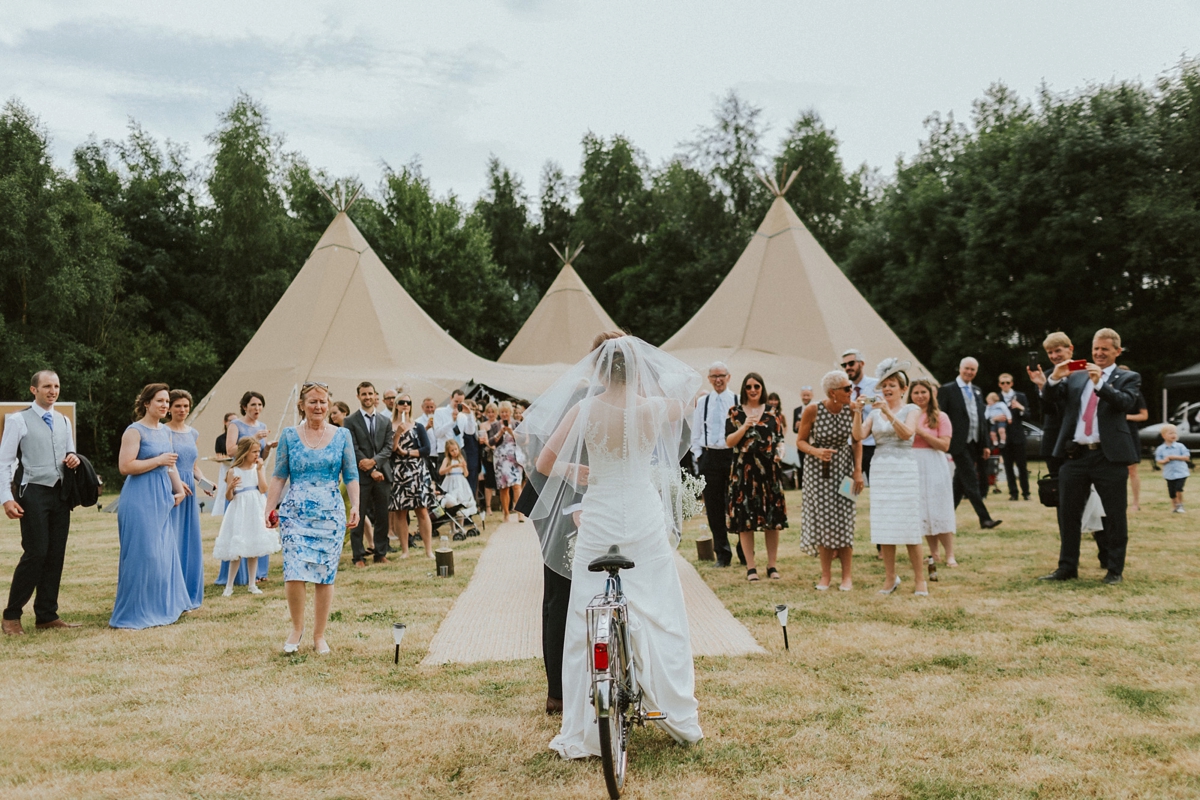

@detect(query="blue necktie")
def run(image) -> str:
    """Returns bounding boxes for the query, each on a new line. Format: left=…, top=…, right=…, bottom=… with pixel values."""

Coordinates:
left=42, top=412, right=53, bottom=431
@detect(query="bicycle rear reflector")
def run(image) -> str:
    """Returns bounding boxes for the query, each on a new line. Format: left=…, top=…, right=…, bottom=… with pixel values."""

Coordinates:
left=593, top=642, right=610, bottom=671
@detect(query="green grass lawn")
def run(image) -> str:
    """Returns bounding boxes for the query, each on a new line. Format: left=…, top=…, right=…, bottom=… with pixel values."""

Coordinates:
left=1, top=464, right=1197, bottom=799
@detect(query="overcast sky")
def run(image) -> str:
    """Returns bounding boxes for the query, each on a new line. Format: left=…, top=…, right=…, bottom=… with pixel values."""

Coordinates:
left=3, top=1, right=1198, bottom=203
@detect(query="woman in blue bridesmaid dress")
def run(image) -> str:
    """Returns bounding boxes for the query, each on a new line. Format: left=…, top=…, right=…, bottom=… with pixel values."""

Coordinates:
left=216, top=390, right=273, bottom=586
left=110, top=384, right=191, bottom=629
left=167, top=390, right=207, bottom=610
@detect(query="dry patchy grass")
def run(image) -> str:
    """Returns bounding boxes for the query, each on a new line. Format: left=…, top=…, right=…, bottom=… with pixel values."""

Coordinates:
left=1, top=464, right=1198, bottom=799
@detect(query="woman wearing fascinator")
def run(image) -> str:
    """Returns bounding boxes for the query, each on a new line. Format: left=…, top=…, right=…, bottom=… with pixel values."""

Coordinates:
left=853, top=358, right=929, bottom=596
left=523, top=334, right=704, bottom=759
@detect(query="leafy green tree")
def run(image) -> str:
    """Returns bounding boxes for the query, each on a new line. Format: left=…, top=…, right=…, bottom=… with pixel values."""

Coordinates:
left=0, top=101, right=134, bottom=458
left=773, top=110, right=872, bottom=264
left=356, top=163, right=519, bottom=357
left=686, top=91, right=771, bottom=236
left=204, top=93, right=305, bottom=360
left=570, top=133, right=652, bottom=314
left=474, top=156, right=541, bottom=319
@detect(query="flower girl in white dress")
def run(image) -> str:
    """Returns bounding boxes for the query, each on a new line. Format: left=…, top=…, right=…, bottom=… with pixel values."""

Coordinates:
left=213, top=438, right=280, bottom=596
left=438, top=440, right=478, bottom=515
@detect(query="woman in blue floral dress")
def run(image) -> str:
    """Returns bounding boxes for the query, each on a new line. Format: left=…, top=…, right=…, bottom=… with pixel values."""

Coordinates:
left=264, top=383, right=359, bottom=655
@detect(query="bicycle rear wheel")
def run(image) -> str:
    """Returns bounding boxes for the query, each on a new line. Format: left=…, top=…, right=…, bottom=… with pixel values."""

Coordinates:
left=597, top=691, right=627, bottom=798
left=597, top=633, right=628, bottom=798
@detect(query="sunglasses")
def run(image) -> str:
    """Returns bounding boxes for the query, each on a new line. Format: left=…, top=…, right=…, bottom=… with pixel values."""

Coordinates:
left=301, top=381, right=329, bottom=391
left=396, top=400, right=412, bottom=406
left=840, top=361, right=858, bottom=369
left=834, top=385, right=853, bottom=392
left=745, top=383, right=762, bottom=390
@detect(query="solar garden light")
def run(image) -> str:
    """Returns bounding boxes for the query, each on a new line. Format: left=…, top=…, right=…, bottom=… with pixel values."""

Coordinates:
left=392, top=622, right=407, bottom=664
left=775, top=604, right=789, bottom=650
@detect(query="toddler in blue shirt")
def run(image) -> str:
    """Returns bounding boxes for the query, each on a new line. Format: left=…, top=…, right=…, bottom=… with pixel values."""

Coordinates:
left=1155, top=424, right=1191, bottom=513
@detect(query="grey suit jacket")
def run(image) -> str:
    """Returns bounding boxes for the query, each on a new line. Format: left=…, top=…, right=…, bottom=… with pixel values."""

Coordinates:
left=345, top=410, right=393, bottom=482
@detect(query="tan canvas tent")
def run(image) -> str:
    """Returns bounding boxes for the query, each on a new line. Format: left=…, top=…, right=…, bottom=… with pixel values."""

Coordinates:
left=498, top=244, right=618, bottom=365
left=662, top=174, right=932, bottom=409
left=188, top=210, right=560, bottom=454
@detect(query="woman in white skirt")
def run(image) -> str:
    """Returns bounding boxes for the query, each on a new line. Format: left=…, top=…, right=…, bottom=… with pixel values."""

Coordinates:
left=213, top=438, right=281, bottom=596
left=854, top=359, right=928, bottom=596
left=908, top=378, right=957, bottom=569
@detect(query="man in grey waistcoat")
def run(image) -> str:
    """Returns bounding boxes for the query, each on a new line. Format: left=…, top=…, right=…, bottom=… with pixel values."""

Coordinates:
left=0, top=371, right=82, bottom=634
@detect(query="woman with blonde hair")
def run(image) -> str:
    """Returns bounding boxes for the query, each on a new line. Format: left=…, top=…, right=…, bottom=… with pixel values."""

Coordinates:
left=489, top=401, right=524, bottom=521
left=264, top=382, right=359, bottom=654
left=854, top=359, right=927, bottom=596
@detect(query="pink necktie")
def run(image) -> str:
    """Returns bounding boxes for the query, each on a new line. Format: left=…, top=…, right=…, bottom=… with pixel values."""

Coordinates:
left=1082, top=390, right=1099, bottom=436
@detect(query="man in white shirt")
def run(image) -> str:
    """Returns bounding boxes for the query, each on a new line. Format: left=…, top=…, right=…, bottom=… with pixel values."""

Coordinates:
left=433, top=390, right=477, bottom=484
left=840, top=350, right=879, bottom=480
left=1, top=371, right=82, bottom=635
left=690, top=362, right=740, bottom=567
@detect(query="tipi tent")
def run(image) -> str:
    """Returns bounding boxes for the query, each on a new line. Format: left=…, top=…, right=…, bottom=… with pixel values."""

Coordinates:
left=189, top=206, right=560, bottom=451
left=498, top=244, right=619, bottom=365
left=662, top=171, right=932, bottom=407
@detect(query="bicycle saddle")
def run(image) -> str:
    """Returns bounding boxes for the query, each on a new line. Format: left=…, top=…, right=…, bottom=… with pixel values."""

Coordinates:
left=588, top=545, right=636, bottom=572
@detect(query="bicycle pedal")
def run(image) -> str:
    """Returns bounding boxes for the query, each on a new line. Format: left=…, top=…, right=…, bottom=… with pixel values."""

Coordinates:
left=643, top=711, right=668, bottom=721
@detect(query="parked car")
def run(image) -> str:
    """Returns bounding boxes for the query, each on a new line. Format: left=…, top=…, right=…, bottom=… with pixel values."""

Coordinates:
left=1022, top=421, right=1043, bottom=460
left=1139, top=401, right=1200, bottom=455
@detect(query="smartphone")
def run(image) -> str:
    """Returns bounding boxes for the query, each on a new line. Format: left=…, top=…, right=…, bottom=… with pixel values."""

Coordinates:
left=1027, top=351, right=1041, bottom=371
left=196, top=477, right=217, bottom=493
left=1067, top=359, right=1088, bottom=372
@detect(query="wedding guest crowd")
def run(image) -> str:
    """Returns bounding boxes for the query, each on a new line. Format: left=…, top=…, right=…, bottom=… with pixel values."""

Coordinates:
left=8, top=321, right=1157, bottom=649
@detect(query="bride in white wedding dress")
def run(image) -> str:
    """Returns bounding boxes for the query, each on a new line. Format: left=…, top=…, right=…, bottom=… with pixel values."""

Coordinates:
left=520, top=334, right=704, bottom=758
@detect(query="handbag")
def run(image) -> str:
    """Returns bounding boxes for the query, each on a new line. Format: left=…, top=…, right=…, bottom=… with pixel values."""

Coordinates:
left=1036, top=471, right=1058, bottom=507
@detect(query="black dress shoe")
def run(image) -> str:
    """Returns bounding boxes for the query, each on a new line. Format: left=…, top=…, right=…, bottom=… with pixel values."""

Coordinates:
left=981, top=519, right=1003, bottom=530
left=546, top=697, right=563, bottom=715
left=1102, top=572, right=1123, bottom=585
left=1038, top=569, right=1078, bottom=581
left=714, top=560, right=731, bottom=568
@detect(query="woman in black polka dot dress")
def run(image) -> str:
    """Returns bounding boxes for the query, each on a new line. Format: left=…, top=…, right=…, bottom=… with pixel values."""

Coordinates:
left=796, top=370, right=864, bottom=591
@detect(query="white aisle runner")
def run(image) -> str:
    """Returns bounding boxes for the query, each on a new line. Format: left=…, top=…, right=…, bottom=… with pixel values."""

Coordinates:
left=422, top=521, right=763, bottom=666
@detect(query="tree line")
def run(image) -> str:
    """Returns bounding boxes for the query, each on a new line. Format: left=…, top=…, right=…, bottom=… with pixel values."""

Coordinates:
left=2, top=61, right=1199, bottom=466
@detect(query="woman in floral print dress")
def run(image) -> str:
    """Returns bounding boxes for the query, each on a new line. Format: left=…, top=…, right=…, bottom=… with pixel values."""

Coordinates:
left=725, top=372, right=788, bottom=581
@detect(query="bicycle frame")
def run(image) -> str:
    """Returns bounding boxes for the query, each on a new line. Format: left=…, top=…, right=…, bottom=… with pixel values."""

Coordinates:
left=587, top=572, right=637, bottom=718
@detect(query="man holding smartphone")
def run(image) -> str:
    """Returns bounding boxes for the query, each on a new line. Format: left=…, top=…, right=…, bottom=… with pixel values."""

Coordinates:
left=1038, top=328, right=1141, bottom=585
left=433, top=390, right=477, bottom=486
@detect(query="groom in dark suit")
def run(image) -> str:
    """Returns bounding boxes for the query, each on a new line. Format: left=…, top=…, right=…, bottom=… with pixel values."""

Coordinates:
left=346, top=382, right=392, bottom=566
left=1038, top=328, right=1140, bottom=584
left=938, top=357, right=1002, bottom=529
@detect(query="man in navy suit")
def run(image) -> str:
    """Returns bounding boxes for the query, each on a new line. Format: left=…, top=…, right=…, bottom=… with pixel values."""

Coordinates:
left=938, top=358, right=1002, bottom=529
left=997, top=373, right=1031, bottom=500
left=1038, top=328, right=1141, bottom=584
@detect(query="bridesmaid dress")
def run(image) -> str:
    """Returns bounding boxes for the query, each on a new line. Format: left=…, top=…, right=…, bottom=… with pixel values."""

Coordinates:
left=169, top=427, right=205, bottom=609
left=110, top=422, right=191, bottom=629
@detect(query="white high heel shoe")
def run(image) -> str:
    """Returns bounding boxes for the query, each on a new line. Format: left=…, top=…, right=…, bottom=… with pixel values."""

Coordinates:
left=879, top=576, right=902, bottom=595
left=283, top=629, right=304, bottom=654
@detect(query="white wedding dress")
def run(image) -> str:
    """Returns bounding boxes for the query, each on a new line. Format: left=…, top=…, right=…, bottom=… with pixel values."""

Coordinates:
left=549, top=394, right=703, bottom=758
